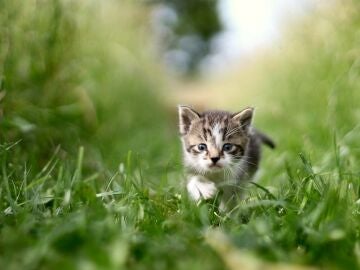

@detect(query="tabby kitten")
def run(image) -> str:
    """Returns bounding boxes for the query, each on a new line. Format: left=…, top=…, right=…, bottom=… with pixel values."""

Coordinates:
left=178, top=105, right=275, bottom=210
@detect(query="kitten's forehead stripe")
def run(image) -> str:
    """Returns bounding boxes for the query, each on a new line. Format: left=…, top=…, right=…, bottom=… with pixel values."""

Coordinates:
left=213, top=123, right=223, bottom=148
left=202, top=128, right=207, bottom=141
left=203, top=110, right=230, bottom=127
left=222, top=126, right=228, bottom=141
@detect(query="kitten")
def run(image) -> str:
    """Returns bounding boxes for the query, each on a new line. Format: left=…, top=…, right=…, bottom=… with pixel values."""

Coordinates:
left=178, top=105, right=275, bottom=210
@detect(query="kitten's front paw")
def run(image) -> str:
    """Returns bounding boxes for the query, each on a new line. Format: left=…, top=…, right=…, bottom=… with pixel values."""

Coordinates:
left=187, top=177, right=218, bottom=201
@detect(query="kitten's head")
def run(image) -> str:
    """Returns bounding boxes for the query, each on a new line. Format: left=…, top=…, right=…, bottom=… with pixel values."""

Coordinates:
left=178, top=105, right=253, bottom=174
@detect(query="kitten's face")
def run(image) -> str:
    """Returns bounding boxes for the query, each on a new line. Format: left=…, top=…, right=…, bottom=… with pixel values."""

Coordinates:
left=178, top=106, right=253, bottom=174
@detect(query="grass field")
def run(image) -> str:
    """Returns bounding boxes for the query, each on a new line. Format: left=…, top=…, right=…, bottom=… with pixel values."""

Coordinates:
left=1, top=1, right=360, bottom=269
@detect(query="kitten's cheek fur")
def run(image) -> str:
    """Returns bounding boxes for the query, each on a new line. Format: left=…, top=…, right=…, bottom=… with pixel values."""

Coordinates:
left=201, top=160, right=211, bottom=170
left=185, top=155, right=203, bottom=171
left=187, top=176, right=218, bottom=200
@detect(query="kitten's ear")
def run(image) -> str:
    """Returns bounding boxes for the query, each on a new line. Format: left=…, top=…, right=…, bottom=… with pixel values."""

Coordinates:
left=178, top=105, right=200, bottom=135
left=231, top=107, right=254, bottom=132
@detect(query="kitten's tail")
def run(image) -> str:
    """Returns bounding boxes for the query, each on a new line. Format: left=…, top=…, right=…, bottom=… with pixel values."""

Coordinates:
left=254, top=129, right=276, bottom=149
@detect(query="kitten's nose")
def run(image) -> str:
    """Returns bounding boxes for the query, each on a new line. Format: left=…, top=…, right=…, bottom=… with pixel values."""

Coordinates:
left=211, top=157, right=220, bottom=164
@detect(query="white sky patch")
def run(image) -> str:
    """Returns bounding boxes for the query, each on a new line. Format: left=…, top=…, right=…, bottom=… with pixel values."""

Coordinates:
left=200, top=0, right=315, bottom=74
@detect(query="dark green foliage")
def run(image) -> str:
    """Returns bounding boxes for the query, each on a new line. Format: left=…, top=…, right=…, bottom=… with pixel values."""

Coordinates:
left=155, top=0, right=222, bottom=74
left=0, top=0, right=178, bottom=170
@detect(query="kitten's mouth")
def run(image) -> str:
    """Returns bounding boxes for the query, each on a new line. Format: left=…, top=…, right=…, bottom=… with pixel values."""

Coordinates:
left=209, top=164, right=222, bottom=169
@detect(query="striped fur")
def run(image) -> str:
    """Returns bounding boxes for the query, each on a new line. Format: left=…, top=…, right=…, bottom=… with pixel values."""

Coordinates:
left=178, top=105, right=275, bottom=210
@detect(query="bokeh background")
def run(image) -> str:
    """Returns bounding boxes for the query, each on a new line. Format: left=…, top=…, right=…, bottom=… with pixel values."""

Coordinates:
left=2, top=0, right=359, bottom=174
left=1, top=0, right=360, bottom=269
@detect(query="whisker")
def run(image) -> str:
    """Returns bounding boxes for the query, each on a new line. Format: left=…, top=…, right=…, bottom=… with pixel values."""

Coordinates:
left=239, top=159, right=257, bottom=166
left=226, top=127, right=240, bottom=135
left=230, top=161, right=250, bottom=178
left=241, top=155, right=258, bottom=166
left=231, top=155, right=257, bottom=166
left=238, top=168, right=249, bottom=178
left=226, top=167, right=234, bottom=179
left=224, top=127, right=241, bottom=138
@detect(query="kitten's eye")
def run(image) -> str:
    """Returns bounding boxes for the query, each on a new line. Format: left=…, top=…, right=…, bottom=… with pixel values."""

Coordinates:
left=222, top=143, right=234, bottom=152
left=197, top=143, right=207, bottom=151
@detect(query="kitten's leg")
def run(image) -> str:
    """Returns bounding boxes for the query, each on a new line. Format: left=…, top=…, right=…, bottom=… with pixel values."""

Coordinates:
left=219, top=183, right=246, bottom=212
left=219, top=185, right=237, bottom=212
left=187, top=176, right=218, bottom=201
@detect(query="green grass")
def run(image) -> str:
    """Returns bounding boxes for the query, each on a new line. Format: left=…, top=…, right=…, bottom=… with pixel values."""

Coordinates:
left=1, top=1, right=360, bottom=269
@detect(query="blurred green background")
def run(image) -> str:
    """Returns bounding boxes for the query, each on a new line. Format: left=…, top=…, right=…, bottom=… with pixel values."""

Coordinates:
left=1, top=0, right=360, bottom=269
